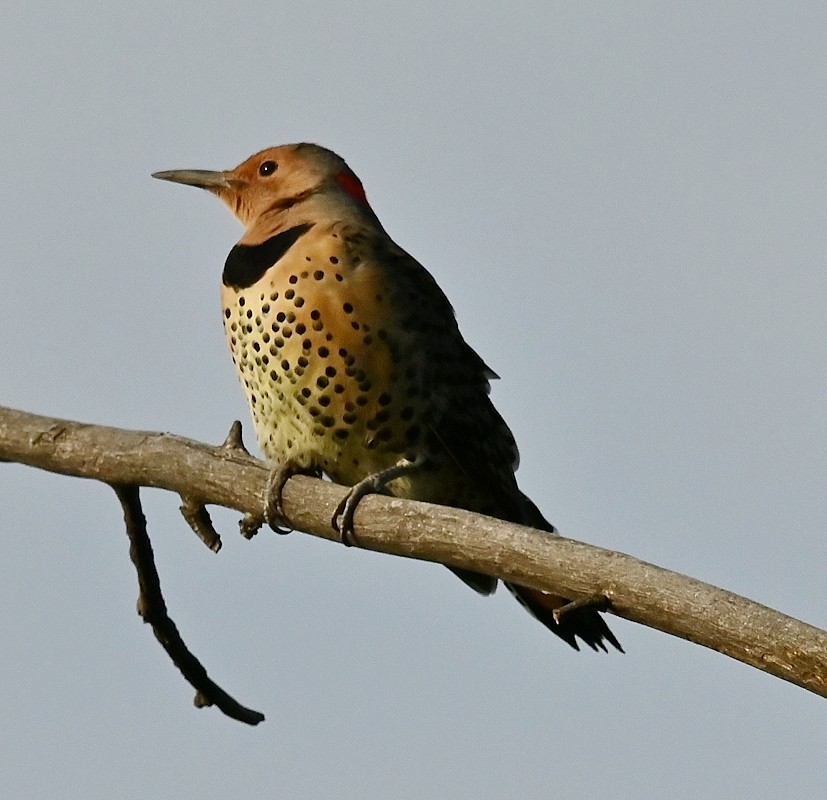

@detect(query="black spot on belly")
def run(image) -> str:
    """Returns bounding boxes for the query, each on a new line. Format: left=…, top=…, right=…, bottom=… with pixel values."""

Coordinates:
left=222, top=223, right=315, bottom=289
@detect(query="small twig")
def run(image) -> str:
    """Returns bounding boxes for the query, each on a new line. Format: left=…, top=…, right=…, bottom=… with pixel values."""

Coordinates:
left=179, top=496, right=222, bottom=552
left=221, top=420, right=249, bottom=454
left=553, top=594, right=611, bottom=624
left=112, top=483, right=265, bottom=725
left=239, top=513, right=264, bottom=540
left=220, top=420, right=268, bottom=539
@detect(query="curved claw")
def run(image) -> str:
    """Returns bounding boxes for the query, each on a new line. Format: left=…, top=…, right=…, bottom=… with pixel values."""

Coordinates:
left=332, top=489, right=363, bottom=546
left=331, top=459, right=421, bottom=546
left=263, top=459, right=311, bottom=534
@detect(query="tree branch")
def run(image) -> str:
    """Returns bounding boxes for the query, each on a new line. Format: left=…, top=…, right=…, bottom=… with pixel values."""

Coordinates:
left=113, top=483, right=264, bottom=725
left=1, top=404, right=825, bottom=702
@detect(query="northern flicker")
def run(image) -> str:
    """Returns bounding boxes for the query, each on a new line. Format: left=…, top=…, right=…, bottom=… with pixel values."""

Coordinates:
left=153, top=143, right=621, bottom=652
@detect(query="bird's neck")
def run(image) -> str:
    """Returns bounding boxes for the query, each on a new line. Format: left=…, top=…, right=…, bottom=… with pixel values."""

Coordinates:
left=239, top=190, right=383, bottom=245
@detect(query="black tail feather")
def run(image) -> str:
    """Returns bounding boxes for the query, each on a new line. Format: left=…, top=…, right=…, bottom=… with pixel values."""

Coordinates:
left=509, top=491, right=623, bottom=653
left=505, top=582, right=624, bottom=653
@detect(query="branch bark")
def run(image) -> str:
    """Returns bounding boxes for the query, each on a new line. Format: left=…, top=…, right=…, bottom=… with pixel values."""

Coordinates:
left=2, top=405, right=826, bottom=702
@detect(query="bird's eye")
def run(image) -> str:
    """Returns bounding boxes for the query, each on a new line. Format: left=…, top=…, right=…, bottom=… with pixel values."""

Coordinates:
left=259, top=160, right=278, bottom=176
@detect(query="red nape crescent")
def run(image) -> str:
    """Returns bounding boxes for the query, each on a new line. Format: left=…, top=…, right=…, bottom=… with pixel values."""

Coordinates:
left=335, top=170, right=370, bottom=207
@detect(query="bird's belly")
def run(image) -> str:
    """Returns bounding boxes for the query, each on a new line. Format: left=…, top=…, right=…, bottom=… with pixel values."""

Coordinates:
left=222, top=269, right=425, bottom=487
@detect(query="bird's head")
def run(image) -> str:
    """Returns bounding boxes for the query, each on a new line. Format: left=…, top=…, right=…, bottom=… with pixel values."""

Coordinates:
left=153, top=143, right=375, bottom=232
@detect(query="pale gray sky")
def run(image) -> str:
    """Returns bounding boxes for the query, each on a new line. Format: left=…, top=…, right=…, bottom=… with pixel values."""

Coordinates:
left=1, top=3, right=825, bottom=798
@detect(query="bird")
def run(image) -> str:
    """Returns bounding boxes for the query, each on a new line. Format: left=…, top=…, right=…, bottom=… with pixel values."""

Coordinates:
left=152, top=143, right=622, bottom=653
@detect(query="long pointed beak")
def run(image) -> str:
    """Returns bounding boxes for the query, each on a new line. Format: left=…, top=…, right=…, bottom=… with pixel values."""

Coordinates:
left=151, top=168, right=241, bottom=190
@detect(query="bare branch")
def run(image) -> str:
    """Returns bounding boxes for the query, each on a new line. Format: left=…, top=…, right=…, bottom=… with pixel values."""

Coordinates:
left=112, top=483, right=264, bottom=725
left=1, top=405, right=826, bottom=700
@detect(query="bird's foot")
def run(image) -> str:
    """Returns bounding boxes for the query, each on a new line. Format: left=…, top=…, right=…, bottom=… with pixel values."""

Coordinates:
left=263, top=459, right=310, bottom=534
left=332, top=459, right=420, bottom=546
left=238, top=458, right=313, bottom=539
left=332, top=474, right=384, bottom=546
